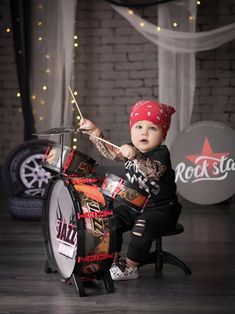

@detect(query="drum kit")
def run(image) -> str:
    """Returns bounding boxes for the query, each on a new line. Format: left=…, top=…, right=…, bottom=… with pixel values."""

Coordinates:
left=37, top=94, right=148, bottom=296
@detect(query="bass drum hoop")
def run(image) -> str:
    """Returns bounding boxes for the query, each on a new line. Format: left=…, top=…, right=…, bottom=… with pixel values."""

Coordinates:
left=42, top=178, right=81, bottom=279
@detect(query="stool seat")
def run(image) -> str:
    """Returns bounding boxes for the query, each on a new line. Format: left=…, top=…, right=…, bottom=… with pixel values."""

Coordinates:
left=163, top=223, right=184, bottom=236
left=140, top=223, right=192, bottom=275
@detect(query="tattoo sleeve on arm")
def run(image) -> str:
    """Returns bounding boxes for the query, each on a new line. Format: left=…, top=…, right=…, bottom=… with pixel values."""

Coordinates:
left=90, top=134, right=126, bottom=161
left=135, top=158, right=166, bottom=179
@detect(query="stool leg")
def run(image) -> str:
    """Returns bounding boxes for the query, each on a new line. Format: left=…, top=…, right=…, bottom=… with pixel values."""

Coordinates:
left=162, top=251, right=192, bottom=275
left=155, top=237, right=163, bottom=272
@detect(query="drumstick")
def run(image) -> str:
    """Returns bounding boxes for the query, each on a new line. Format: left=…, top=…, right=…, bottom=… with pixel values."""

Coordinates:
left=68, top=86, right=84, bottom=122
left=92, top=135, right=120, bottom=150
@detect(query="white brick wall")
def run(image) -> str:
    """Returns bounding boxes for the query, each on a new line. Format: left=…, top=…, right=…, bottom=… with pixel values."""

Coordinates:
left=0, top=0, right=234, bottom=166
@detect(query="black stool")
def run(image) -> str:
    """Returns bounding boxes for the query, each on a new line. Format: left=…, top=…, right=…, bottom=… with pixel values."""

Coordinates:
left=141, top=223, right=192, bottom=275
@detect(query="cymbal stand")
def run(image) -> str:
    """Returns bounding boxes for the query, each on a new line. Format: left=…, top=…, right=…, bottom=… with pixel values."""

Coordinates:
left=60, top=120, right=65, bottom=177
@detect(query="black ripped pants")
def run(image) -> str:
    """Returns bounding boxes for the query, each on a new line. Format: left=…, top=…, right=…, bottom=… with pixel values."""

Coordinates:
left=113, top=202, right=182, bottom=263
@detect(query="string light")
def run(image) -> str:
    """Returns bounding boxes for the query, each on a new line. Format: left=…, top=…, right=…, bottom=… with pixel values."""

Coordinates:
left=74, top=35, right=78, bottom=39
left=72, top=145, right=77, bottom=149
left=128, top=10, right=133, bottom=15
left=197, top=1, right=201, bottom=5
left=140, top=21, right=145, bottom=27
left=156, top=26, right=161, bottom=32
left=5, top=28, right=11, bottom=33
left=32, top=95, right=36, bottom=100
left=73, top=138, right=77, bottom=142
left=74, top=42, right=78, bottom=47
left=173, top=22, right=178, bottom=27
left=39, top=116, right=44, bottom=121
left=38, top=36, right=43, bottom=41
left=42, top=85, right=47, bottom=90
left=74, top=91, right=78, bottom=96
left=37, top=21, right=42, bottom=26
left=16, top=92, right=21, bottom=97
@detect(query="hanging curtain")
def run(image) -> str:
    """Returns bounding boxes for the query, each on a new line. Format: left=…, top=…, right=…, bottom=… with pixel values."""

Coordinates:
left=112, top=3, right=235, bottom=146
left=157, top=0, right=196, bottom=147
left=30, top=0, right=77, bottom=144
left=10, top=0, right=36, bottom=140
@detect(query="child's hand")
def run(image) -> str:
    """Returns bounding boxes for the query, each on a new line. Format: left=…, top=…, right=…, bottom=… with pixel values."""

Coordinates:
left=79, top=119, right=100, bottom=136
left=119, top=144, right=137, bottom=160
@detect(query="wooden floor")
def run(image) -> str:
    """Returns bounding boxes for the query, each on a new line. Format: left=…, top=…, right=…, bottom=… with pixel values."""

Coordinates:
left=0, top=184, right=235, bottom=314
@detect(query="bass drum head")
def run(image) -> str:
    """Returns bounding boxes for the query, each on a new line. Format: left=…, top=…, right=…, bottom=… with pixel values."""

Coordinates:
left=47, top=179, right=77, bottom=279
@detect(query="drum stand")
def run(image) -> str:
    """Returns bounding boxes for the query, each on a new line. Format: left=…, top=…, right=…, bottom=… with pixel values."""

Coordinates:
left=70, top=270, right=115, bottom=297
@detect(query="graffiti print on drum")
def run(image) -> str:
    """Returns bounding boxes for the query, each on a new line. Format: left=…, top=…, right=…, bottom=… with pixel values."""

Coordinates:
left=170, top=121, right=235, bottom=205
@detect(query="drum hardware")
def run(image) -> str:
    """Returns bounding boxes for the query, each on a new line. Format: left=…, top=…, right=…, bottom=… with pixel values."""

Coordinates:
left=33, top=126, right=77, bottom=136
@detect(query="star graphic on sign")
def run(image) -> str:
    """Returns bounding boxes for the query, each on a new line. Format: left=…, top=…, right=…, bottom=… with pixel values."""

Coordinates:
left=186, top=137, right=230, bottom=172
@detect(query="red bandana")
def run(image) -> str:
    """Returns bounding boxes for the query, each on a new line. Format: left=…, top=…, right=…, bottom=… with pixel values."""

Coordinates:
left=129, top=100, right=175, bottom=138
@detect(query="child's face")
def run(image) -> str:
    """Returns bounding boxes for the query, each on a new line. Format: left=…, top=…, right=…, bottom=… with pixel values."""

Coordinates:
left=131, top=120, right=164, bottom=153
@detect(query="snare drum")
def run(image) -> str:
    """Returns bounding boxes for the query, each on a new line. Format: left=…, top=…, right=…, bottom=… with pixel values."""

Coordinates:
left=41, top=177, right=114, bottom=281
left=42, top=143, right=97, bottom=176
left=100, top=173, right=149, bottom=212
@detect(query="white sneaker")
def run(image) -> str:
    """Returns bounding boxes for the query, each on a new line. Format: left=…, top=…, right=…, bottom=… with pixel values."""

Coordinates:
left=110, top=260, right=139, bottom=281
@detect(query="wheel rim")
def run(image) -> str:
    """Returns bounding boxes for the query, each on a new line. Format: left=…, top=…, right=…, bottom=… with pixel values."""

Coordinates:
left=20, top=153, right=52, bottom=196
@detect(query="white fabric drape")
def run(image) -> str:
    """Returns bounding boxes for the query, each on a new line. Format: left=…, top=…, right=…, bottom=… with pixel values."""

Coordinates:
left=157, top=0, right=196, bottom=147
left=112, top=3, right=235, bottom=146
left=30, top=0, right=77, bottom=144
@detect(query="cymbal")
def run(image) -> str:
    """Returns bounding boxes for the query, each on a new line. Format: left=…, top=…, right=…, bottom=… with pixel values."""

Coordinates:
left=33, top=127, right=77, bottom=136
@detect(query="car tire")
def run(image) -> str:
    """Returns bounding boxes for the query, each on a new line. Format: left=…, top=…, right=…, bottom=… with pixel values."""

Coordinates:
left=1, top=139, right=53, bottom=198
left=7, top=196, right=44, bottom=221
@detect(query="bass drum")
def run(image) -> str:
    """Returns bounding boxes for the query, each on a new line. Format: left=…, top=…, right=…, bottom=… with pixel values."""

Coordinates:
left=42, top=177, right=115, bottom=282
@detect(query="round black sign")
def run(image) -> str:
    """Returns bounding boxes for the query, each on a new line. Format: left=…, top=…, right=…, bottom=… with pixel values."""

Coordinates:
left=170, top=121, right=235, bottom=205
